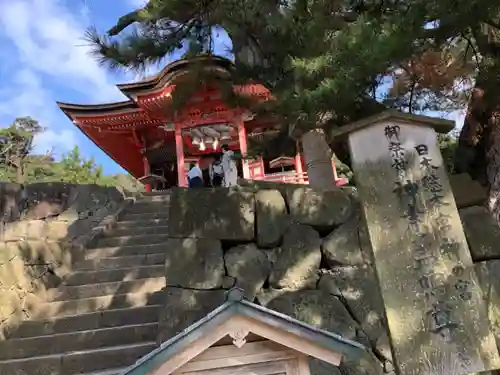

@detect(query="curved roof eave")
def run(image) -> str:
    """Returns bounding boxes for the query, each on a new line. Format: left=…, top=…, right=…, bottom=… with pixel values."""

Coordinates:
left=57, top=103, right=141, bottom=178
left=56, top=100, right=139, bottom=117
left=117, top=55, right=235, bottom=95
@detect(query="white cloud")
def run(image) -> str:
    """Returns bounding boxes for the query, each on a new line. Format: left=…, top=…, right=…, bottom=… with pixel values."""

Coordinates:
left=0, top=0, right=123, bottom=102
left=0, top=68, right=77, bottom=154
left=0, top=0, right=125, bottom=154
left=36, top=129, right=78, bottom=156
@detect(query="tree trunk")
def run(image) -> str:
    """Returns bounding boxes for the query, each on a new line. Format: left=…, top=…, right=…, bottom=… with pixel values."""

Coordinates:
left=454, top=74, right=500, bottom=224
left=301, top=128, right=335, bottom=189
left=14, top=158, right=24, bottom=184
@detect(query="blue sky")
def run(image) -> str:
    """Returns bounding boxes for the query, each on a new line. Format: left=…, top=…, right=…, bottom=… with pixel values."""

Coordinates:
left=0, top=0, right=465, bottom=176
left=0, top=0, right=230, bottom=175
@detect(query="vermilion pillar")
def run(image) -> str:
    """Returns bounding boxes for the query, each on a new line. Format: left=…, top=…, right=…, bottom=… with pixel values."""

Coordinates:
left=142, top=155, right=152, bottom=192
left=294, top=153, right=304, bottom=183
left=237, top=119, right=250, bottom=179
left=175, top=123, right=186, bottom=187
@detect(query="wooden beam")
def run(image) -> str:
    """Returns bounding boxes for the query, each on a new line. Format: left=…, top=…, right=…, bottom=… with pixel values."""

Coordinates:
left=175, top=341, right=297, bottom=373
left=231, top=316, right=342, bottom=367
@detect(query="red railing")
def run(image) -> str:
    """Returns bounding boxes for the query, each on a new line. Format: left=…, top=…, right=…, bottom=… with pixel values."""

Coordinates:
left=255, top=171, right=349, bottom=186
left=180, top=170, right=349, bottom=187
left=257, top=171, right=309, bottom=184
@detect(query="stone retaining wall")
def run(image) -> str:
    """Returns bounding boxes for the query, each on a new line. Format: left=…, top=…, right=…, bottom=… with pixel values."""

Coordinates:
left=0, top=182, right=127, bottom=241
left=0, top=182, right=132, bottom=337
left=462, top=206, right=500, bottom=359
left=165, top=186, right=388, bottom=375
left=164, top=183, right=500, bottom=375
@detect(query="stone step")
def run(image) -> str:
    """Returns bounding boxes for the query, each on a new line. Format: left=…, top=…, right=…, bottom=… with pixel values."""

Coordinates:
left=114, top=217, right=170, bottom=229
left=120, top=211, right=169, bottom=222
left=0, top=342, right=156, bottom=375
left=63, top=265, right=165, bottom=286
left=84, top=243, right=167, bottom=259
left=46, top=277, right=166, bottom=301
left=7, top=305, right=161, bottom=339
left=125, top=201, right=170, bottom=214
left=110, top=225, right=170, bottom=237
left=33, top=291, right=163, bottom=318
left=142, top=190, right=171, bottom=195
left=82, top=369, right=126, bottom=375
left=96, top=233, right=171, bottom=248
left=74, top=253, right=166, bottom=271
left=0, top=323, right=158, bottom=360
left=139, top=191, right=171, bottom=199
left=83, top=368, right=127, bottom=375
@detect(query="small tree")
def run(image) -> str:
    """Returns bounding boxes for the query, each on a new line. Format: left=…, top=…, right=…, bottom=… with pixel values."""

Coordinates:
left=57, top=146, right=106, bottom=184
left=0, top=117, right=52, bottom=183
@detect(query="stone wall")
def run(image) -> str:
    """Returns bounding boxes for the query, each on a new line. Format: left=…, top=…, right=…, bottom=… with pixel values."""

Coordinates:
left=462, top=206, right=500, bottom=359
left=0, top=182, right=127, bottom=241
left=448, top=174, right=500, bottom=366
left=0, top=182, right=131, bottom=336
left=163, top=180, right=500, bottom=375
left=165, top=186, right=389, bottom=375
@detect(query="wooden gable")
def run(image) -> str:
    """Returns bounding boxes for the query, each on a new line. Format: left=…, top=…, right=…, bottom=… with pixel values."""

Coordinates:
left=123, top=288, right=366, bottom=375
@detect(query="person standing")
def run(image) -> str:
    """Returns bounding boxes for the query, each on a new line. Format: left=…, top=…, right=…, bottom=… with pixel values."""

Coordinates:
left=187, top=162, right=204, bottom=188
left=221, top=145, right=238, bottom=187
left=209, top=153, right=224, bottom=187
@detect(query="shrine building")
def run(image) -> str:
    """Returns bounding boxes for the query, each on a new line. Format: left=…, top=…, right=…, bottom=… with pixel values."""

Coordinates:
left=57, top=56, right=346, bottom=191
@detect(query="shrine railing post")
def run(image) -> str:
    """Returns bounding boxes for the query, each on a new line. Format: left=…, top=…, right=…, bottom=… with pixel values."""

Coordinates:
left=333, top=110, right=500, bottom=375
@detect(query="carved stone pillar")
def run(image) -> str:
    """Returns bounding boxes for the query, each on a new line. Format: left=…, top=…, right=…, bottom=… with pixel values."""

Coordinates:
left=334, top=110, right=500, bottom=375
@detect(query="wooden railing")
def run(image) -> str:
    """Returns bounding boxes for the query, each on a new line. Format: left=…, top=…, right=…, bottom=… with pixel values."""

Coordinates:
left=179, top=170, right=349, bottom=187
left=255, top=171, right=349, bottom=186
left=257, top=171, right=309, bottom=184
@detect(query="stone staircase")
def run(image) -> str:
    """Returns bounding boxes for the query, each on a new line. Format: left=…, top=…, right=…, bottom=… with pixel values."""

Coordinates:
left=0, top=191, right=171, bottom=375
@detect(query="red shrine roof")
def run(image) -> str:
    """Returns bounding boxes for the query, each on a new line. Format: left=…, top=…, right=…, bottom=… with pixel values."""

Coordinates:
left=57, top=56, right=274, bottom=178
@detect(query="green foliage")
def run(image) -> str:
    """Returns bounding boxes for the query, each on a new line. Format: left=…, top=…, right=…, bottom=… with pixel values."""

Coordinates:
left=0, top=118, right=143, bottom=191
left=86, top=0, right=403, bottom=136
left=87, top=0, right=496, bottom=160
left=90, top=2, right=500, bottom=114
left=332, top=153, right=354, bottom=184
left=56, top=146, right=105, bottom=184
left=0, top=117, right=46, bottom=183
left=87, top=0, right=500, bottom=189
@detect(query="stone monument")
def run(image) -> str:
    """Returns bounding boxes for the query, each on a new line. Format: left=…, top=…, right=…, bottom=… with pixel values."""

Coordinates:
left=333, top=110, right=500, bottom=375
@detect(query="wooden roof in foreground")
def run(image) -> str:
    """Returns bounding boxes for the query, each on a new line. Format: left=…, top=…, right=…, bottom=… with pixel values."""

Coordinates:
left=122, top=288, right=366, bottom=375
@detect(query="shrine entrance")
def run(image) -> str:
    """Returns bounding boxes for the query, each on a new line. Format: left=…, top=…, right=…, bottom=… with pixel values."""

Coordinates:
left=58, top=56, right=348, bottom=190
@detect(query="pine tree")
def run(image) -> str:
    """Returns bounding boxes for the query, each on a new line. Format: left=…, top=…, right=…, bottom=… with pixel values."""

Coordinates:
left=86, top=0, right=406, bottom=188
left=87, top=0, right=500, bottom=193
left=57, top=146, right=105, bottom=184
left=0, top=117, right=50, bottom=183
